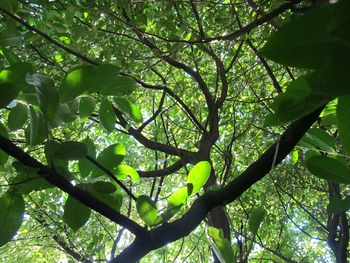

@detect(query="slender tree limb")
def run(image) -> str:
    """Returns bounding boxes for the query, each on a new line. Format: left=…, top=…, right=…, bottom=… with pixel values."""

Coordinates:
left=138, top=160, right=184, bottom=178
left=86, top=155, right=137, bottom=201
left=0, top=135, right=146, bottom=237
left=0, top=7, right=98, bottom=65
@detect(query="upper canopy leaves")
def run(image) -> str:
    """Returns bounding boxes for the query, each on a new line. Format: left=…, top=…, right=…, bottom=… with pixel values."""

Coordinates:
left=60, top=64, right=136, bottom=102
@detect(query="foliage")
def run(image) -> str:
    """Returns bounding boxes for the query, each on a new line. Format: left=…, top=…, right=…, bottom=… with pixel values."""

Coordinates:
left=0, top=0, right=349, bottom=262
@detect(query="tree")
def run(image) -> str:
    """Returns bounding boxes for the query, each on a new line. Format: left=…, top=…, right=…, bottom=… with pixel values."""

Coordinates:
left=0, top=0, right=349, bottom=262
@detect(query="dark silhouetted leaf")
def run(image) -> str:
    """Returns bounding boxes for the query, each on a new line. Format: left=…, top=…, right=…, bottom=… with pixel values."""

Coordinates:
left=0, top=189, right=25, bottom=247
left=63, top=195, right=91, bottom=231
left=305, top=156, right=350, bottom=184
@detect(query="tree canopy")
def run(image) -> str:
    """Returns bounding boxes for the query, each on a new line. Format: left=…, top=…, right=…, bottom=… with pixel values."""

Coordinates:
left=0, top=0, right=350, bottom=262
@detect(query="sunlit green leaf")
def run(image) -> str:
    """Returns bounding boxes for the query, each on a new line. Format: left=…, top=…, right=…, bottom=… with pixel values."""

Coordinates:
left=60, top=65, right=94, bottom=102
left=168, top=184, right=192, bottom=208
left=115, top=164, right=140, bottom=182
left=114, top=97, right=143, bottom=123
left=187, top=161, right=211, bottom=195
left=94, top=143, right=126, bottom=176
left=207, top=226, right=235, bottom=263
left=136, top=195, right=158, bottom=227
left=99, top=76, right=136, bottom=96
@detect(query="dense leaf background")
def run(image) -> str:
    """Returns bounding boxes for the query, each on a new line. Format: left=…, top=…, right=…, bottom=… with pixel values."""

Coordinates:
left=0, top=0, right=349, bottom=262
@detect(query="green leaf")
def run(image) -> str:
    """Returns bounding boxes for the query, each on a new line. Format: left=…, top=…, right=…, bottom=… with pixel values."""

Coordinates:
left=11, top=161, right=52, bottom=194
left=49, top=102, right=77, bottom=126
left=0, top=189, right=25, bottom=247
left=0, top=122, right=9, bottom=165
left=98, top=98, right=115, bottom=133
left=63, top=195, right=91, bottom=231
left=0, top=62, right=34, bottom=88
left=207, top=226, right=235, bottom=263
left=265, top=77, right=328, bottom=126
left=114, top=97, right=143, bottom=123
left=94, top=143, right=126, bottom=176
left=26, top=73, right=59, bottom=120
left=249, top=206, right=266, bottom=235
left=99, top=76, right=136, bottom=96
left=60, top=65, right=94, bottom=102
left=27, top=106, right=46, bottom=146
left=78, top=137, right=96, bottom=177
left=90, top=181, right=116, bottom=194
left=337, top=96, right=350, bottom=155
left=87, top=187, right=123, bottom=212
left=328, top=0, right=350, bottom=45
left=327, top=197, right=350, bottom=214
left=291, top=149, right=298, bottom=165
left=260, top=5, right=340, bottom=69
left=0, top=82, right=20, bottom=108
left=168, top=184, right=192, bottom=208
left=54, top=141, right=88, bottom=160
left=301, top=128, right=336, bottom=152
left=115, top=164, right=140, bottom=182
left=136, top=195, right=158, bottom=227
left=1, top=47, right=21, bottom=65
left=79, top=96, right=95, bottom=119
left=187, top=161, right=211, bottom=195
left=154, top=205, right=182, bottom=226
left=7, top=102, right=28, bottom=131
left=305, top=156, right=350, bottom=184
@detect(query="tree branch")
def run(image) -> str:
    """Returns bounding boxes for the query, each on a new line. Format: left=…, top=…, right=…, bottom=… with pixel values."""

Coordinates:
left=0, top=135, right=146, bottom=238
left=112, top=108, right=323, bottom=262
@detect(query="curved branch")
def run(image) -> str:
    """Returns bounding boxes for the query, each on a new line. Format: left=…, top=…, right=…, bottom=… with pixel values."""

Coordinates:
left=138, top=160, right=184, bottom=178
left=112, top=107, right=322, bottom=262
left=0, top=135, right=146, bottom=237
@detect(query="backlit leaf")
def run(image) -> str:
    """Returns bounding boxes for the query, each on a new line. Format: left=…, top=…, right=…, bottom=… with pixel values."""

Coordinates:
left=114, top=97, right=143, bottom=123
left=187, top=161, right=211, bottom=195
left=136, top=195, right=158, bottom=227
left=115, top=164, right=140, bottom=182
left=207, top=226, right=235, bottom=263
